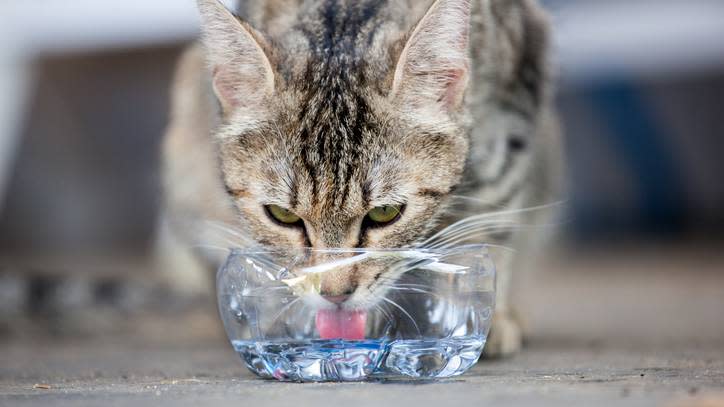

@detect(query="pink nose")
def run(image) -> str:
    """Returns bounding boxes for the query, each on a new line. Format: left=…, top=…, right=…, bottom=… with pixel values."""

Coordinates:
left=324, top=295, right=351, bottom=304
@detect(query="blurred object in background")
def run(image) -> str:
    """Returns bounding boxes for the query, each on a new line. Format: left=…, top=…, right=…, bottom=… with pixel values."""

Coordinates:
left=0, top=0, right=722, bottom=343
left=546, top=0, right=724, bottom=241
left=0, top=47, right=177, bottom=269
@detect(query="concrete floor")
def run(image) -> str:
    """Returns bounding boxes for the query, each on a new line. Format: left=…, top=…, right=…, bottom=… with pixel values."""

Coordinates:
left=1, top=244, right=723, bottom=406
left=1, top=339, right=723, bottom=407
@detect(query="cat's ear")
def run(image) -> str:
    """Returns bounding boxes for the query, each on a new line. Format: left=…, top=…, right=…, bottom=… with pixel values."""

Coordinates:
left=197, top=0, right=275, bottom=114
left=391, top=0, right=471, bottom=115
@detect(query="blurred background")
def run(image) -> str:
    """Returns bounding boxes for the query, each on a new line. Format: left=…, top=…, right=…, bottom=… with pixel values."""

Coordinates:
left=0, top=0, right=723, bottom=346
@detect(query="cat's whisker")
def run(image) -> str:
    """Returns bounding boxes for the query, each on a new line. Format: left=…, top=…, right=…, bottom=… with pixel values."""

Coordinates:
left=190, top=244, right=233, bottom=253
left=425, top=220, right=520, bottom=242
left=201, top=220, right=245, bottom=237
left=372, top=303, right=394, bottom=324
left=250, top=286, right=290, bottom=292
left=423, top=219, right=517, bottom=244
left=375, top=279, right=426, bottom=290
left=434, top=215, right=520, bottom=229
left=481, top=243, right=517, bottom=253
left=379, top=282, right=432, bottom=289
left=423, top=223, right=521, bottom=248
left=423, top=215, right=563, bottom=248
left=427, top=231, right=516, bottom=250
left=381, top=297, right=421, bottom=335
left=388, top=286, right=441, bottom=298
left=429, top=216, right=520, bottom=234
left=202, top=221, right=255, bottom=246
left=189, top=244, right=231, bottom=254
left=456, top=201, right=564, bottom=220
left=423, top=201, right=565, bottom=244
left=426, top=225, right=522, bottom=245
left=447, top=195, right=509, bottom=210
left=458, top=223, right=543, bottom=237
left=246, top=286, right=291, bottom=296
left=387, top=258, right=437, bottom=276
left=213, top=236, right=246, bottom=251
left=191, top=234, right=245, bottom=250
left=449, top=194, right=490, bottom=203
left=267, top=297, right=302, bottom=328
left=247, top=255, right=288, bottom=277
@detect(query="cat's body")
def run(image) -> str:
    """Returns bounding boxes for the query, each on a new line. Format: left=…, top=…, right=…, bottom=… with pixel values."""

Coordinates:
left=159, top=0, right=563, bottom=356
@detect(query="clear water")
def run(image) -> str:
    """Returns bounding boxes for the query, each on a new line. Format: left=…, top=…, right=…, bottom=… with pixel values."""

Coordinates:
left=232, top=336, right=486, bottom=382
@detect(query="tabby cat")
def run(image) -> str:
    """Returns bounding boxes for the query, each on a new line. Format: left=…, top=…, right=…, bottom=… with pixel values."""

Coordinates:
left=158, top=0, right=564, bottom=356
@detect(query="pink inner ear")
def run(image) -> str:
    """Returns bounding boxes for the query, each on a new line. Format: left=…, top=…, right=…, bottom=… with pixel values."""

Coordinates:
left=390, top=0, right=471, bottom=114
left=212, top=67, right=242, bottom=111
left=439, top=67, right=469, bottom=111
left=212, top=64, right=273, bottom=113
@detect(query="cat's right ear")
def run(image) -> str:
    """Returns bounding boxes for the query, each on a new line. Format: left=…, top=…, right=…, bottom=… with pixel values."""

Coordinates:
left=197, top=0, right=275, bottom=114
left=391, top=0, right=471, bottom=117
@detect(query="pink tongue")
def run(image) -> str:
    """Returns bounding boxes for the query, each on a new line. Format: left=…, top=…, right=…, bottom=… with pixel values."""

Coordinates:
left=315, top=309, right=367, bottom=340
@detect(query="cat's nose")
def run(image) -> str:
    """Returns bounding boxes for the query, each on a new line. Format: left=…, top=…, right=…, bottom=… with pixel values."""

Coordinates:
left=323, top=294, right=351, bottom=304
left=320, top=283, right=357, bottom=304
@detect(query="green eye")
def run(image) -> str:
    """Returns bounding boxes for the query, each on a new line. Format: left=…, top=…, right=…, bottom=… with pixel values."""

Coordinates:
left=266, top=205, right=301, bottom=225
left=367, top=205, right=403, bottom=225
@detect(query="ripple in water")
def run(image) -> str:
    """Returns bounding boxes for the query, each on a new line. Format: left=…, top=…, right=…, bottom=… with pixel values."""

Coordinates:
left=232, top=336, right=486, bottom=382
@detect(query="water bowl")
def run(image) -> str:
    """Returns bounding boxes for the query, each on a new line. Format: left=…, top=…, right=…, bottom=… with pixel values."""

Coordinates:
left=216, top=245, right=495, bottom=382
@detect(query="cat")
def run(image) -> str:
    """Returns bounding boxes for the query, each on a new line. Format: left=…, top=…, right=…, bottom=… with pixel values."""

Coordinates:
left=157, top=0, right=564, bottom=357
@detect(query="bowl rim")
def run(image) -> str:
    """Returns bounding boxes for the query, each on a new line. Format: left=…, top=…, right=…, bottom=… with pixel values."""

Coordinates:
left=225, top=243, right=491, bottom=256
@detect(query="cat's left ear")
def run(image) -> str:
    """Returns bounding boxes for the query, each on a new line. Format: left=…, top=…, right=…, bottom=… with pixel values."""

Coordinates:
left=391, top=0, right=471, bottom=115
left=197, top=0, right=276, bottom=114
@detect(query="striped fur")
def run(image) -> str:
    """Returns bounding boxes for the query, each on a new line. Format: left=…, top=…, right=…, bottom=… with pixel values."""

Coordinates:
left=160, top=0, right=563, bottom=356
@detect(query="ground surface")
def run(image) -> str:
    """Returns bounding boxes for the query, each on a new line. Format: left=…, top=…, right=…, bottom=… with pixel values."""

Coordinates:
left=2, top=244, right=723, bottom=407
left=1, top=339, right=723, bottom=407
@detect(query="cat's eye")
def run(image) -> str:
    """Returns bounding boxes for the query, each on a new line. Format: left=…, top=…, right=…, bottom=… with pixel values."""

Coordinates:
left=266, top=205, right=302, bottom=225
left=366, top=205, right=403, bottom=227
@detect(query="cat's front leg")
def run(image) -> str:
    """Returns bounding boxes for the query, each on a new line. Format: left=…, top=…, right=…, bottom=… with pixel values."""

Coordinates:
left=484, top=309, right=523, bottom=358
left=153, top=215, right=214, bottom=296
left=483, top=248, right=523, bottom=357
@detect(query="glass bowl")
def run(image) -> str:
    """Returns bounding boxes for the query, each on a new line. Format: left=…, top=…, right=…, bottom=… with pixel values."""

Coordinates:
left=216, top=245, right=495, bottom=382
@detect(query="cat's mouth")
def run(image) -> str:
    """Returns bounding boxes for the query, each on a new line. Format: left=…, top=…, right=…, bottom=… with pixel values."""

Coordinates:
left=289, top=250, right=443, bottom=340
left=312, top=293, right=371, bottom=340
left=315, top=308, right=367, bottom=340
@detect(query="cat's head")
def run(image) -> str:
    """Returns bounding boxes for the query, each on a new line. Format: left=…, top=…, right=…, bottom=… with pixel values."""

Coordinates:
left=197, top=0, right=473, bottom=303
